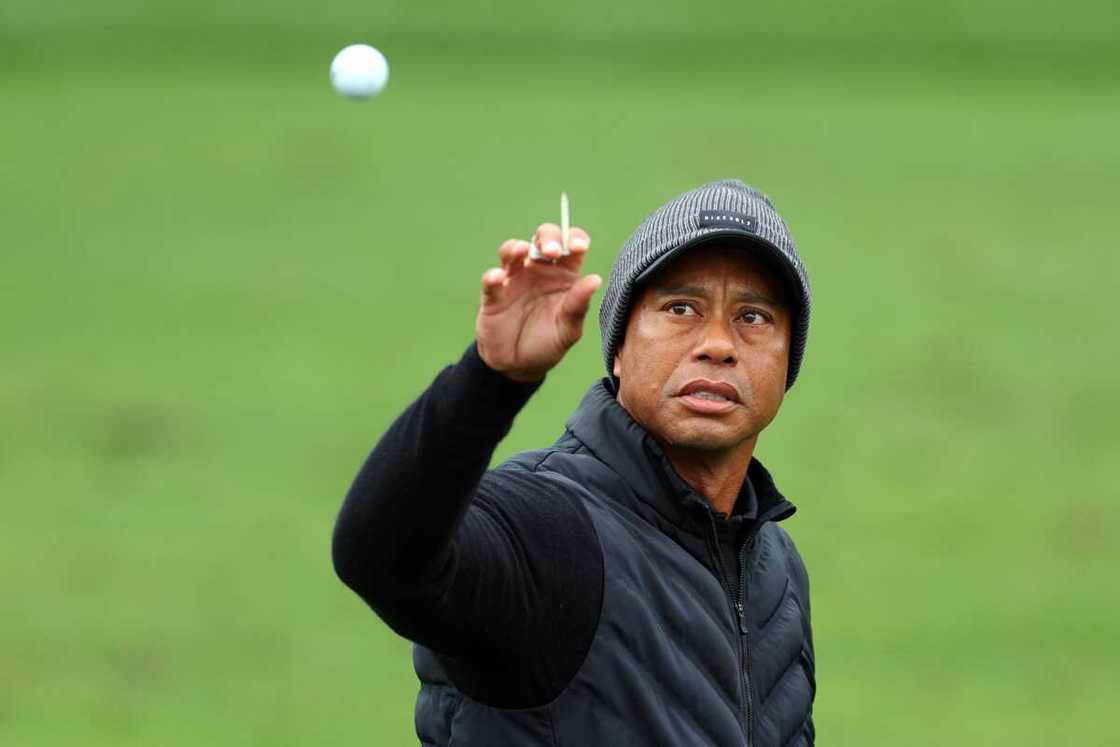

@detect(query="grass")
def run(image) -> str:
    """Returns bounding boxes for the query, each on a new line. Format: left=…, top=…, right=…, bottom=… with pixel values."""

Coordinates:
left=2, top=3, right=1118, bottom=744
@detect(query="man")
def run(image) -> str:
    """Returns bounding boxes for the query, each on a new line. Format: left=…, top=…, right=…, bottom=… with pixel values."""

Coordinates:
left=332, top=178, right=815, bottom=746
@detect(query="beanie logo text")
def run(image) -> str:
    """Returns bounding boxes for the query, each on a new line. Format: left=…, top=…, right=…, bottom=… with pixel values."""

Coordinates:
left=696, top=211, right=758, bottom=232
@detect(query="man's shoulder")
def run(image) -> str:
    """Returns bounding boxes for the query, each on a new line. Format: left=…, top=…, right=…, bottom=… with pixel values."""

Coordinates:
left=478, top=430, right=636, bottom=517
left=760, top=522, right=811, bottom=592
left=484, top=434, right=593, bottom=493
left=491, top=427, right=595, bottom=472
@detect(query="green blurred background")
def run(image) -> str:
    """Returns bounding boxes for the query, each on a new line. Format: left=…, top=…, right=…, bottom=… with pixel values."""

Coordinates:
left=3, top=0, right=1118, bottom=744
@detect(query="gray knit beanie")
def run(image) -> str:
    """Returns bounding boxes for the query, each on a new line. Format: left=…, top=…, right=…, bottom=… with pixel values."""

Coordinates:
left=599, top=178, right=811, bottom=389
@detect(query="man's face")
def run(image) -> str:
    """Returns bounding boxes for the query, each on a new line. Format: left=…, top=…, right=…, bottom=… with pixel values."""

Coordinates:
left=613, top=244, right=792, bottom=453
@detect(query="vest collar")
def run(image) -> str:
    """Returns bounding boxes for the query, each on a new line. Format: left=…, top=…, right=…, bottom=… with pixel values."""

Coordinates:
left=565, top=380, right=797, bottom=537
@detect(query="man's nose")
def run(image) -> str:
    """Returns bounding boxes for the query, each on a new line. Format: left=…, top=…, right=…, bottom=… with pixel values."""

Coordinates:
left=693, top=316, right=737, bottom=365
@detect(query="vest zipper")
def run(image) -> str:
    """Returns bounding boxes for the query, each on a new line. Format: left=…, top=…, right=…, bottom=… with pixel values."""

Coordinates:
left=736, top=539, right=754, bottom=746
left=706, top=513, right=753, bottom=747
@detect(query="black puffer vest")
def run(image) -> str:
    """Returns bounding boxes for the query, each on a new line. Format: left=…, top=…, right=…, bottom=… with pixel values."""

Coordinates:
left=415, top=382, right=815, bottom=745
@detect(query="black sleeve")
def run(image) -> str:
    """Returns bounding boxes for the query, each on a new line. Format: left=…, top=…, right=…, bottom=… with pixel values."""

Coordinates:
left=331, top=342, right=603, bottom=708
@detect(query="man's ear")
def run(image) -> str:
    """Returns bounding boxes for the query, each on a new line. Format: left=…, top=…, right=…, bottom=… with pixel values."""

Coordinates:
left=612, top=352, right=622, bottom=379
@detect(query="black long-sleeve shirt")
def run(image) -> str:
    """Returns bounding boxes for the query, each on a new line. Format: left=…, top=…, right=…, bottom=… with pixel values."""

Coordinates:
left=331, top=343, right=605, bottom=707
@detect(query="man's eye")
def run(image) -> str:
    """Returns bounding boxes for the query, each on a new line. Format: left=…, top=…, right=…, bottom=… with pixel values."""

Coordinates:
left=740, top=310, right=767, bottom=325
left=667, top=302, right=696, bottom=316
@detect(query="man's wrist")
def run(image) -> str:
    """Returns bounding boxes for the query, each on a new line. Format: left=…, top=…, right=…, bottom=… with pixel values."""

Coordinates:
left=459, top=341, right=544, bottom=404
left=472, top=342, right=547, bottom=385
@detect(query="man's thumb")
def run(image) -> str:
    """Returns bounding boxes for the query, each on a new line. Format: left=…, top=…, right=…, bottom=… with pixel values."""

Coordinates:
left=559, top=274, right=603, bottom=336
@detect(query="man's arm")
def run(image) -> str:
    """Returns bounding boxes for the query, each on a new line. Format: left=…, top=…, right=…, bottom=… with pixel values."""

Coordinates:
left=331, top=340, right=538, bottom=605
left=332, top=222, right=604, bottom=707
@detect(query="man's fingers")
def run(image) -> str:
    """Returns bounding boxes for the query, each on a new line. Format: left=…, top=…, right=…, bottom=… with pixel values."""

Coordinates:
left=530, top=224, right=590, bottom=262
left=567, top=227, right=590, bottom=254
left=490, top=222, right=593, bottom=309
left=532, top=223, right=564, bottom=261
left=555, top=227, right=591, bottom=271
left=498, top=239, right=519, bottom=265
left=498, top=239, right=532, bottom=277
left=480, top=267, right=507, bottom=305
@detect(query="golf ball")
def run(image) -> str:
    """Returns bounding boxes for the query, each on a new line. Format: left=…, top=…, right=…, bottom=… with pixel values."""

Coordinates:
left=330, top=44, right=389, bottom=99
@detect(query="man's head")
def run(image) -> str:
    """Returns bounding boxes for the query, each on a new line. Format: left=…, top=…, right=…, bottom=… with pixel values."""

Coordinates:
left=599, top=178, right=811, bottom=452
left=612, top=242, right=792, bottom=452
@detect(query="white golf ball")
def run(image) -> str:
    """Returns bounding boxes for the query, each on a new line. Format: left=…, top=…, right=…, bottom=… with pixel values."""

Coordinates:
left=330, top=44, right=389, bottom=99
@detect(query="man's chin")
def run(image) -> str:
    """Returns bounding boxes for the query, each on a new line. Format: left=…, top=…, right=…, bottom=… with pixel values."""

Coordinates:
left=660, top=424, right=750, bottom=453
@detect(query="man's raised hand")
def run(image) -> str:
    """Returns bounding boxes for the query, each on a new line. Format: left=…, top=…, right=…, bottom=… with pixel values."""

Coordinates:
left=476, top=223, right=602, bottom=383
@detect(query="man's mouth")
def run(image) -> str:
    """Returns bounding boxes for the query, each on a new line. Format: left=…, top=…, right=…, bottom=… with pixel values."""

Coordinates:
left=676, top=380, right=741, bottom=413
left=688, top=390, right=732, bottom=402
